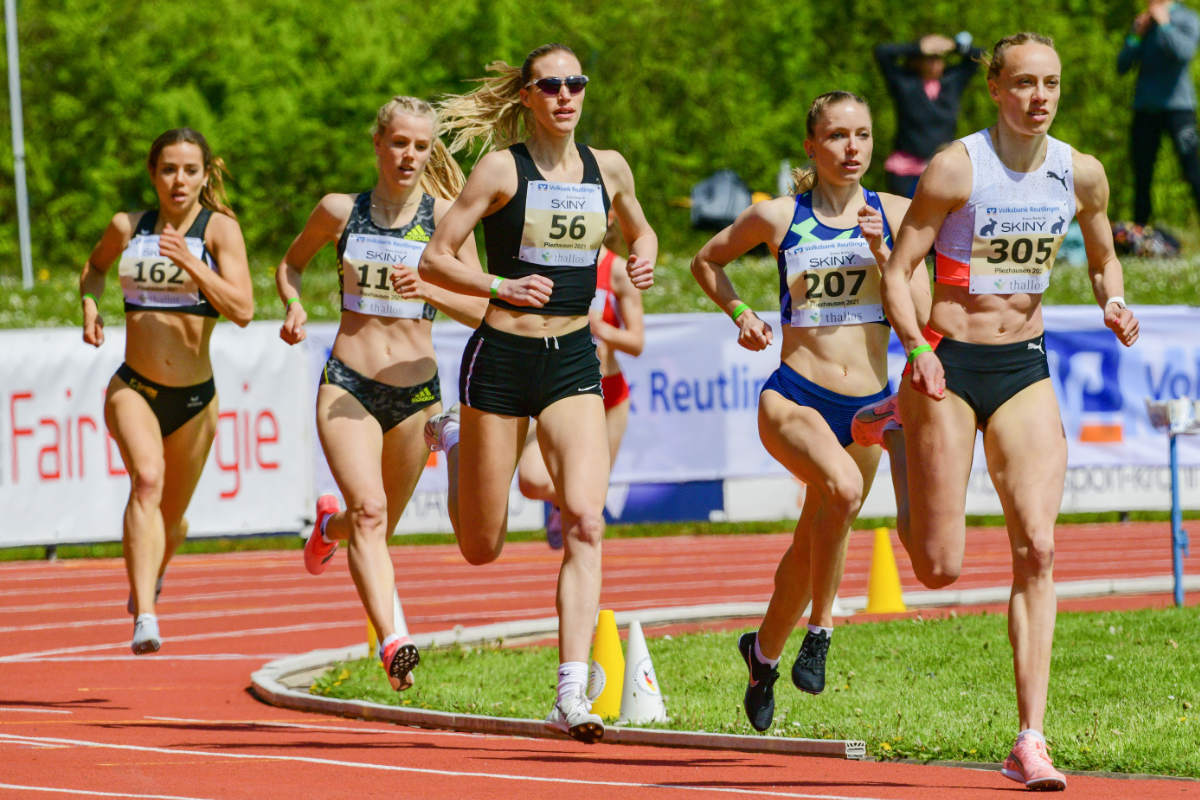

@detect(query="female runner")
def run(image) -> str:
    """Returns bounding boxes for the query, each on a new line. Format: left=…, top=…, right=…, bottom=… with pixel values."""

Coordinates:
left=276, top=96, right=485, bottom=690
left=419, top=44, right=656, bottom=742
left=877, top=33, right=1139, bottom=791
left=80, top=128, right=253, bottom=654
left=691, top=92, right=928, bottom=733
left=517, top=219, right=644, bottom=548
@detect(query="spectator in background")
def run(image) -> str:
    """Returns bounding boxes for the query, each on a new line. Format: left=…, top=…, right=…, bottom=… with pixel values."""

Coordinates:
left=875, top=32, right=983, bottom=197
left=1118, top=0, right=1200, bottom=227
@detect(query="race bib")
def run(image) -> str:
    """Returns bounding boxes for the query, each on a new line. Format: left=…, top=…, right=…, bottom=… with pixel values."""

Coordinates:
left=118, top=234, right=207, bottom=307
left=518, top=181, right=606, bottom=267
left=341, top=234, right=427, bottom=318
left=969, top=202, right=1069, bottom=294
left=782, top=238, right=884, bottom=327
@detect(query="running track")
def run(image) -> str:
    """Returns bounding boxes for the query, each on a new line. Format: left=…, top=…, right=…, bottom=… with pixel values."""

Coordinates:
left=0, top=523, right=1196, bottom=799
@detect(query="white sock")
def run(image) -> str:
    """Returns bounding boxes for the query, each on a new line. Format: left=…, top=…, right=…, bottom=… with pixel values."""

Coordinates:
left=378, top=633, right=401, bottom=662
left=442, top=420, right=460, bottom=452
left=753, top=634, right=780, bottom=668
left=319, top=514, right=335, bottom=544
left=807, top=623, right=833, bottom=638
left=135, top=613, right=157, bottom=626
left=556, top=661, right=588, bottom=703
left=1017, top=728, right=1045, bottom=743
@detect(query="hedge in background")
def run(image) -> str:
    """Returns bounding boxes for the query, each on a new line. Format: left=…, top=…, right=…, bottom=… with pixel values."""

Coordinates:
left=1, top=0, right=1195, bottom=277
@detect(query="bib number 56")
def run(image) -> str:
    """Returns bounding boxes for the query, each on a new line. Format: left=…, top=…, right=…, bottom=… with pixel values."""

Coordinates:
left=548, top=214, right=587, bottom=241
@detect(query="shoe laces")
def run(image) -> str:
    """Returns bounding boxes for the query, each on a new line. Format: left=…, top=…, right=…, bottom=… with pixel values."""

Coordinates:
left=796, top=632, right=830, bottom=668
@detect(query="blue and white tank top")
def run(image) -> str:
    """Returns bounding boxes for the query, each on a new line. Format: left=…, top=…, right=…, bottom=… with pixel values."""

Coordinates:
left=777, top=188, right=891, bottom=327
left=934, top=129, right=1076, bottom=294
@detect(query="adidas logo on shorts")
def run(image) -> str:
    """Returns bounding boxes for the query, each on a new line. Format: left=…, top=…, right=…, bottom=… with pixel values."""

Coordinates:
left=410, top=386, right=436, bottom=404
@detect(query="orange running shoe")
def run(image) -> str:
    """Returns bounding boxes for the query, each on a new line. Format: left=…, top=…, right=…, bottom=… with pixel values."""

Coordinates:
left=1001, top=733, right=1067, bottom=791
left=851, top=393, right=901, bottom=449
left=303, top=494, right=340, bottom=575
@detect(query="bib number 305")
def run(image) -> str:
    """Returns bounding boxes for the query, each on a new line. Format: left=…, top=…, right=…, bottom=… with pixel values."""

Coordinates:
left=986, top=237, right=1055, bottom=264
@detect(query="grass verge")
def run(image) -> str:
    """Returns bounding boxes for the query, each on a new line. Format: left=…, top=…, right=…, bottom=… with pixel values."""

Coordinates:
left=311, top=606, right=1200, bottom=778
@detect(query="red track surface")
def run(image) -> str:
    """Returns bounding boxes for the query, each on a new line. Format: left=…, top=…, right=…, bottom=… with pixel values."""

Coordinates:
left=0, top=523, right=1195, bottom=799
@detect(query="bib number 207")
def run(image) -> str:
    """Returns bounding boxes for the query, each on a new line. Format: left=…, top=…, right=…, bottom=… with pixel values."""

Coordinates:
left=805, top=268, right=866, bottom=299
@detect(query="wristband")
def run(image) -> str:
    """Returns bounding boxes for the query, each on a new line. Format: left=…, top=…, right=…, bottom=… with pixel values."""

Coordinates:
left=81, top=293, right=98, bottom=306
left=490, top=276, right=504, bottom=297
left=730, top=302, right=751, bottom=322
left=285, top=296, right=300, bottom=307
left=907, top=343, right=933, bottom=363
left=1105, top=296, right=1126, bottom=309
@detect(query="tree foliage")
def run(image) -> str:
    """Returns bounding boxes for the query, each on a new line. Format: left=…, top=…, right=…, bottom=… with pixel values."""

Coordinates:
left=0, top=0, right=1194, bottom=276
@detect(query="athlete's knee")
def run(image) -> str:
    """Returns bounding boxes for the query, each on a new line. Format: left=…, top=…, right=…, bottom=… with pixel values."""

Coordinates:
left=563, top=508, right=605, bottom=549
left=821, top=471, right=865, bottom=520
left=347, top=497, right=388, bottom=540
left=1012, top=533, right=1056, bottom=578
left=129, top=463, right=165, bottom=507
left=517, top=471, right=553, bottom=502
left=458, top=535, right=503, bottom=565
left=911, top=558, right=960, bottom=589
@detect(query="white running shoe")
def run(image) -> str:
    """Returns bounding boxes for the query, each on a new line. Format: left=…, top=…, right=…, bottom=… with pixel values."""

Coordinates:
left=424, top=404, right=460, bottom=452
left=131, top=615, right=161, bottom=655
left=545, top=691, right=604, bottom=743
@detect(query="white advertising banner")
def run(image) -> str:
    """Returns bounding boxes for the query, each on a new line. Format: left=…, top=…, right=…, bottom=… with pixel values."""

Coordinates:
left=2, top=306, right=1198, bottom=546
left=0, top=323, right=312, bottom=546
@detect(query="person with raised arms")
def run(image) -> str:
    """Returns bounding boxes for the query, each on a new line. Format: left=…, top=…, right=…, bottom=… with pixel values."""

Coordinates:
left=419, top=43, right=656, bottom=743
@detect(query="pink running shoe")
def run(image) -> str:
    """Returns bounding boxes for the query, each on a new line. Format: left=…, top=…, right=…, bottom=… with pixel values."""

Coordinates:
left=1002, top=733, right=1067, bottom=791
left=303, top=494, right=340, bottom=575
left=851, top=393, right=901, bottom=449
left=381, top=635, right=420, bottom=691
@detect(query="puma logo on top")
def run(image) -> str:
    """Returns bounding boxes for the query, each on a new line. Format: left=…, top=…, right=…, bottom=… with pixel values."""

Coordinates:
left=1046, top=170, right=1069, bottom=192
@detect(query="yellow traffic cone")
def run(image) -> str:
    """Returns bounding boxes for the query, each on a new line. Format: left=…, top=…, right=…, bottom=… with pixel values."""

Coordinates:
left=587, top=609, right=624, bottom=720
left=865, top=527, right=907, bottom=614
left=616, top=619, right=668, bottom=725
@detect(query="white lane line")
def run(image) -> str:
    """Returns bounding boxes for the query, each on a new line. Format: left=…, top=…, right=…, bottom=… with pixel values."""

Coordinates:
left=145, top=715, right=518, bottom=742
left=0, top=732, right=892, bottom=800
left=0, top=707, right=71, bottom=714
left=0, top=621, right=354, bottom=662
left=0, top=782, right=214, bottom=799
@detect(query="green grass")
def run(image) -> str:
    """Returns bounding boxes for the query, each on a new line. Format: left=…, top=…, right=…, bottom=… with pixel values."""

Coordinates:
left=4, top=252, right=1198, bottom=329
left=312, top=606, right=1200, bottom=778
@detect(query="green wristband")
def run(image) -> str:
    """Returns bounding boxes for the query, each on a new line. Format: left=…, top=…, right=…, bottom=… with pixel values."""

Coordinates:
left=730, top=302, right=751, bottom=322
left=490, top=276, right=504, bottom=297
left=286, top=296, right=300, bottom=307
left=81, top=292, right=98, bottom=306
left=907, top=343, right=933, bottom=363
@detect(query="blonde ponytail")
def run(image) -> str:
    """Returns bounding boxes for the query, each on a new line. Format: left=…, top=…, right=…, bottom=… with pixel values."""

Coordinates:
left=438, top=43, right=577, bottom=155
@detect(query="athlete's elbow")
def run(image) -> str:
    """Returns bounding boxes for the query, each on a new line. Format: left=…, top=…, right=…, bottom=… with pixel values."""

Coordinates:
left=228, top=300, right=255, bottom=327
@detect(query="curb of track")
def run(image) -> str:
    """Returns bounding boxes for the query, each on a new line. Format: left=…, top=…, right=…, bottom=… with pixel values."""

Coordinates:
left=250, top=574, right=1198, bottom=760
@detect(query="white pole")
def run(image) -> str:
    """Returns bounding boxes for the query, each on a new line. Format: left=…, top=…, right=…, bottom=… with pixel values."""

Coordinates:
left=6, top=0, right=34, bottom=289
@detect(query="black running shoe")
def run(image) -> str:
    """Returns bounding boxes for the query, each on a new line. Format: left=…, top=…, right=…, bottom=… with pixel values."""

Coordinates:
left=791, top=629, right=830, bottom=695
left=737, top=632, right=779, bottom=732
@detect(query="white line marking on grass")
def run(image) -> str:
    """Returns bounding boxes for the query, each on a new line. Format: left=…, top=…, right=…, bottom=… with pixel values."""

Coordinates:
left=0, top=732, right=893, bottom=800
left=0, top=782, right=215, bottom=799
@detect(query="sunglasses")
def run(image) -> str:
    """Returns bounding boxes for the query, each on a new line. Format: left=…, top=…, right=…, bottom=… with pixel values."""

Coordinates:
left=526, top=75, right=589, bottom=96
